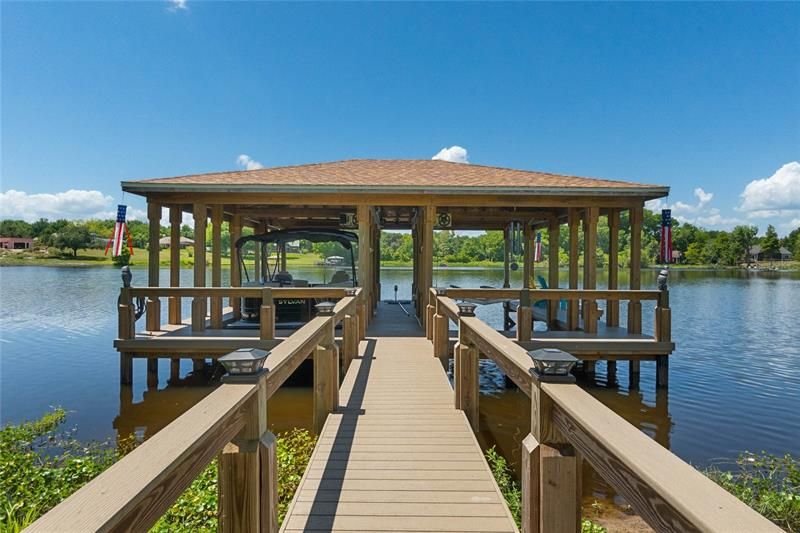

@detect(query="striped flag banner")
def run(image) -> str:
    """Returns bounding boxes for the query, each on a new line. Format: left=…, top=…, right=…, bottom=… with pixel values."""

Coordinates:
left=104, top=204, right=133, bottom=257
left=660, top=209, right=672, bottom=264
left=534, top=231, right=543, bottom=262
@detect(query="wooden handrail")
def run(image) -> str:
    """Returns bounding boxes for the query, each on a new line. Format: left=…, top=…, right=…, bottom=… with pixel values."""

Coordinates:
left=450, top=307, right=779, bottom=533
left=32, top=312, right=345, bottom=532
left=445, top=287, right=662, bottom=302
left=545, top=382, right=779, bottom=531
left=26, top=383, right=257, bottom=532
left=128, top=286, right=352, bottom=299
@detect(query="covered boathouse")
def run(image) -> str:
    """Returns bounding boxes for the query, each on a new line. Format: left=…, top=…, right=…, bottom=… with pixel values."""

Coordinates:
left=29, top=159, right=780, bottom=533
left=117, top=158, right=675, bottom=387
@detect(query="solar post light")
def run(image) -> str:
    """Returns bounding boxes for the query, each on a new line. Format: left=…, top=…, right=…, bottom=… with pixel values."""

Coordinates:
left=436, top=287, right=448, bottom=296
left=219, top=348, right=269, bottom=381
left=457, top=302, right=477, bottom=317
left=528, top=348, right=578, bottom=383
left=345, top=288, right=357, bottom=297
left=315, top=301, right=336, bottom=316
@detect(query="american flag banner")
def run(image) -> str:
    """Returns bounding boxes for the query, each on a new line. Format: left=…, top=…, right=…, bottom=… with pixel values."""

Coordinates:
left=660, top=209, right=672, bottom=264
left=534, top=231, right=543, bottom=262
left=104, top=204, right=134, bottom=257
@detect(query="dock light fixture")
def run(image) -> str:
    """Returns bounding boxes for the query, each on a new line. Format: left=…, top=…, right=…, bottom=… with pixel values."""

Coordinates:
left=457, top=302, right=477, bottom=317
left=219, top=348, right=269, bottom=377
left=528, top=348, right=578, bottom=383
left=315, top=301, right=336, bottom=316
left=345, top=288, right=357, bottom=297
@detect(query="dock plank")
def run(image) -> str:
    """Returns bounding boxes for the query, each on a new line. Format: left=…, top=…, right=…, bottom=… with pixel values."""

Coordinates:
left=280, top=321, right=518, bottom=533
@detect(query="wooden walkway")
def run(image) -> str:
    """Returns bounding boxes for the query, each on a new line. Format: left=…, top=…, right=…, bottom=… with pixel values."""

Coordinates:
left=281, top=304, right=518, bottom=532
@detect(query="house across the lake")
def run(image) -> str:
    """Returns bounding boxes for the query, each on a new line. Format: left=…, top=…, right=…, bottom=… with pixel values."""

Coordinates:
left=0, top=237, right=34, bottom=250
left=158, top=236, right=194, bottom=249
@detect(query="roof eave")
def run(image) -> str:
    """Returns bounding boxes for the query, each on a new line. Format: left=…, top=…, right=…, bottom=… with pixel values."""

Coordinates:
left=121, top=181, right=669, bottom=199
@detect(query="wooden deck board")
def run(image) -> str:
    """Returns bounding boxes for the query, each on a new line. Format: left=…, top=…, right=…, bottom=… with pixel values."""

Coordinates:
left=280, top=306, right=518, bottom=532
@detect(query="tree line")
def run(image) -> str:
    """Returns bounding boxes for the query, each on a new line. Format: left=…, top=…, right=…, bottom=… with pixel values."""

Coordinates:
left=1, top=212, right=799, bottom=267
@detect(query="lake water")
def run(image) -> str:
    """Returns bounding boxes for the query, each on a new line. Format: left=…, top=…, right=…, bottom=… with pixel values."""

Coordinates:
left=1, top=265, right=799, bottom=504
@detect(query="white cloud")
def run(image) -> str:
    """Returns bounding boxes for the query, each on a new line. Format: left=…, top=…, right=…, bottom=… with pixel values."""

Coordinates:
left=432, top=146, right=469, bottom=164
left=739, top=162, right=800, bottom=216
left=645, top=187, right=743, bottom=230
left=237, top=154, right=264, bottom=170
left=0, top=189, right=119, bottom=222
left=167, top=0, right=188, bottom=11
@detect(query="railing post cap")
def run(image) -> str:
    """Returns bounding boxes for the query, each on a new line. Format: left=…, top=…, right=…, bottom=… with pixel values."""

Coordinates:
left=528, top=348, right=578, bottom=383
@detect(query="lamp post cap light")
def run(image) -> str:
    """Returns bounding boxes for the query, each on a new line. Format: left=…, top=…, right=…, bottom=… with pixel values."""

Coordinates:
left=457, top=302, right=477, bottom=317
left=527, top=348, right=578, bottom=383
left=345, top=287, right=357, bottom=296
left=315, top=301, right=336, bottom=316
left=219, top=347, right=270, bottom=378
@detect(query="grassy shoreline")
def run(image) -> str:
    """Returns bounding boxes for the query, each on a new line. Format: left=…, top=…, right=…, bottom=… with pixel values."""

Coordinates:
left=2, top=248, right=798, bottom=271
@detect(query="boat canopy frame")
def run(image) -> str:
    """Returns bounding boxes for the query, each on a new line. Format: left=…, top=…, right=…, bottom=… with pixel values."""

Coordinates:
left=235, top=228, right=358, bottom=285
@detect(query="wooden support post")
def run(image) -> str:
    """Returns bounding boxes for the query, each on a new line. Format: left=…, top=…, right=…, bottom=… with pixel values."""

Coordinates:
left=146, top=201, right=161, bottom=332
left=606, top=360, right=617, bottom=386
left=210, top=205, right=223, bottom=329
left=357, top=300, right=367, bottom=340
left=170, top=358, right=180, bottom=382
left=357, top=205, right=372, bottom=329
left=192, top=203, right=207, bottom=332
left=120, top=353, right=132, bottom=385
left=656, top=356, right=669, bottom=388
left=547, top=217, right=560, bottom=327
left=426, top=298, right=435, bottom=341
left=567, top=209, right=580, bottom=330
left=523, top=379, right=578, bottom=533
left=343, top=314, right=358, bottom=372
left=607, top=209, right=620, bottom=327
left=523, top=222, right=534, bottom=289
left=583, top=360, right=596, bottom=380
left=260, top=288, right=274, bottom=341
left=147, top=358, right=158, bottom=389
left=168, top=206, right=182, bottom=325
left=433, top=302, right=449, bottom=367
left=629, top=360, right=640, bottom=389
left=313, top=320, right=339, bottom=435
left=422, top=206, right=436, bottom=325
left=454, top=341, right=479, bottom=432
left=517, top=288, right=532, bottom=341
left=118, top=288, right=135, bottom=385
left=503, top=226, right=511, bottom=288
left=230, top=214, right=242, bottom=320
left=628, top=205, right=643, bottom=334
left=582, top=207, right=599, bottom=334
left=252, top=223, right=261, bottom=283
left=219, top=375, right=272, bottom=532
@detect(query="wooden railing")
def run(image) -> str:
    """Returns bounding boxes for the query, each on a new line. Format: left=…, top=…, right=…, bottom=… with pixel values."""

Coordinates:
left=119, top=286, right=364, bottom=339
left=31, top=290, right=364, bottom=533
left=435, top=292, right=779, bottom=533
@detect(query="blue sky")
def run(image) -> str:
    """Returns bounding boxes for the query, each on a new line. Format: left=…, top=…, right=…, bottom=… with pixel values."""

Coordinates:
left=2, top=1, right=798, bottom=233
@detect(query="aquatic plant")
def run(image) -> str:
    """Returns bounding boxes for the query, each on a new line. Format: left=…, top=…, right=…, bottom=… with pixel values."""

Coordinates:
left=0, top=409, right=316, bottom=532
left=484, top=446, right=608, bottom=533
left=705, top=451, right=800, bottom=532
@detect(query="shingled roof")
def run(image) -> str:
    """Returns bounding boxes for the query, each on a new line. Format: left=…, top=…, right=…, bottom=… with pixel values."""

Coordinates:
left=122, top=159, right=667, bottom=197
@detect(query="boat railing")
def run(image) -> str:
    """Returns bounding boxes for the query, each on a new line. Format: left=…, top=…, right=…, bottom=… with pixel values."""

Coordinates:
left=29, top=290, right=364, bottom=532
left=432, top=290, right=778, bottom=533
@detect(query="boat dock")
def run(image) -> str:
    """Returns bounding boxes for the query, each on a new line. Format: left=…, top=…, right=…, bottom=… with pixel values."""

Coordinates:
left=282, top=306, right=517, bottom=532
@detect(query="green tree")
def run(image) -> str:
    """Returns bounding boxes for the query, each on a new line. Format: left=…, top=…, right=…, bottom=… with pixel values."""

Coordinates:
left=684, top=241, right=708, bottom=264
left=0, top=219, right=33, bottom=237
left=760, top=225, right=780, bottom=260
left=53, top=224, right=93, bottom=257
left=731, top=225, right=758, bottom=264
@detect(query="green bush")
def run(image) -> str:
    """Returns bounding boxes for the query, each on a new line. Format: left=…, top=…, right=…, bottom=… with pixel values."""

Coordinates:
left=484, top=446, right=607, bottom=532
left=0, top=409, right=316, bottom=532
left=705, top=451, right=800, bottom=531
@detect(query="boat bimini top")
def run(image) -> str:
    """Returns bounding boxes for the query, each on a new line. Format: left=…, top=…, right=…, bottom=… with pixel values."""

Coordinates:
left=235, top=228, right=358, bottom=285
